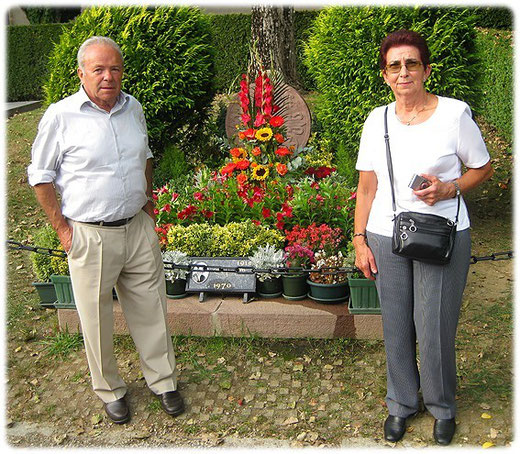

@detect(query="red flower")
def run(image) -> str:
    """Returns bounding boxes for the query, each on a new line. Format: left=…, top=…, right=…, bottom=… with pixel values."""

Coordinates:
left=171, top=192, right=179, bottom=202
left=269, top=116, right=284, bottom=127
left=161, top=204, right=171, bottom=213
left=251, top=146, right=262, bottom=157
left=262, top=207, right=272, bottom=218
left=252, top=220, right=261, bottom=226
left=235, top=159, right=250, bottom=170
left=194, top=192, right=204, bottom=201
left=241, top=113, right=251, bottom=125
left=275, top=147, right=292, bottom=157
left=254, top=113, right=266, bottom=127
left=221, top=162, right=237, bottom=175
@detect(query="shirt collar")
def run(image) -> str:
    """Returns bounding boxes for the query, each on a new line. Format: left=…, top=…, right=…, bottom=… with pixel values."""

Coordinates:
left=76, top=86, right=129, bottom=113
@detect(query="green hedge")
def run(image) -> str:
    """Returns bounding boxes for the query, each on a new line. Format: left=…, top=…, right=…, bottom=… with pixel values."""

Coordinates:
left=6, top=23, right=71, bottom=101
left=44, top=6, right=216, bottom=156
left=208, top=13, right=251, bottom=93
left=475, top=29, right=513, bottom=142
left=304, top=6, right=480, bottom=171
left=472, top=6, right=513, bottom=30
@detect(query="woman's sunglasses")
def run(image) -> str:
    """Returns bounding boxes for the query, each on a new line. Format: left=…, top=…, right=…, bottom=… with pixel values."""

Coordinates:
left=385, top=59, right=423, bottom=74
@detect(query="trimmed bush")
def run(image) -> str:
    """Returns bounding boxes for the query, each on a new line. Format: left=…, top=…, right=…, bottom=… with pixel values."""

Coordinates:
left=475, top=28, right=513, bottom=142
left=208, top=13, right=251, bottom=93
left=44, top=6, right=216, bottom=156
left=304, top=6, right=479, bottom=178
left=22, top=7, right=81, bottom=24
left=7, top=23, right=71, bottom=101
left=166, top=222, right=285, bottom=257
left=31, top=225, right=69, bottom=282
left=472, top=6, right=513, bottom=30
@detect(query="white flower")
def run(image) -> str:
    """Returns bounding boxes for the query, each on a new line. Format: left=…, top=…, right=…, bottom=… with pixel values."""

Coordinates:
left=162, top=250, right=190, bottom=281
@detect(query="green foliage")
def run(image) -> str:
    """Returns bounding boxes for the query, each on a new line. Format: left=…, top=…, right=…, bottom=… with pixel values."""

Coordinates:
left=304, top=6, right=479, bottom=165
left=166, top=222, right=284, bottom=257
left=7, top=23, right=71, bottom=101
left=22, top=7, right=81, bottom=24
left=475, top=29, right=513, bottom=142
left=31, top=224, right=69, bottom=282
left=471, top=6, right=513, bottom=30
left=44, top=6, right=216, bottom=156
left=208, top=13, right=251, bottom=93
left=153, top=144, right=191, bottom=188
left=285, top=175, right=356, bottom=237
left=294, top=10, right=320, bottom=92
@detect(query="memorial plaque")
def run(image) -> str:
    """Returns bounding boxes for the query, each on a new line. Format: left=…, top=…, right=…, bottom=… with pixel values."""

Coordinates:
left=225, top=83, right=312, bottom=150
left=186, top=257, right=256, bottom=302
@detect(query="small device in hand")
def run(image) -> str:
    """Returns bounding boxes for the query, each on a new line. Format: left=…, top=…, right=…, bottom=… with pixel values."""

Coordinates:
left=408, top=174, right=431, bottom=190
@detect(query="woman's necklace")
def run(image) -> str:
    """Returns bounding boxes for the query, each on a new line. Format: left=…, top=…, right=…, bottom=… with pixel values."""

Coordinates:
left=397, top=95, right=429, bottom=126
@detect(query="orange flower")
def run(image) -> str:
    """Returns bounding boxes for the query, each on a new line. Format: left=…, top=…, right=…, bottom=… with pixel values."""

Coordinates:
left=274, top=133, right=285, bottom=143
left=276, top=163, right=288, bottom=176
left=230, top=147, right=247, bottom=160
left=237, top=172, right=248, bottom=185
left=235, top=159, right=250, bottom=170
left=275, top=147, right=292, bottom=157
left=251, top=146, right=262, bottom=157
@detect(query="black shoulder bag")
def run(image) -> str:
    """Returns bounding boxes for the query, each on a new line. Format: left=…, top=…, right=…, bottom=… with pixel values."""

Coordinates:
left=384, top=106, right=459, bottom=265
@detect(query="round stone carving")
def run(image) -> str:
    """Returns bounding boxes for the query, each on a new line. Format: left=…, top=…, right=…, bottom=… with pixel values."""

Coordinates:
left=225, top=83, right=312, bottom=150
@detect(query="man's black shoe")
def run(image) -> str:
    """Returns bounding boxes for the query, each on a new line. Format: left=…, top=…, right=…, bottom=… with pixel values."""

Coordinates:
left=433, top=418, right=456, bottom=445
left=384, top=412, right=418, bottom=442
left=104, top=396, right=130, bottom=424
left=157, top=390, right=185, bottom=416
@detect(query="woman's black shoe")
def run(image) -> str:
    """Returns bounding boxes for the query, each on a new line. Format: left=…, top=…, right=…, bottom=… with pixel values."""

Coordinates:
left=384, top=415, right=407, bottom=442
left=384, top=412, right=418, bottom=442
left=433, top=418, right=456, bottom=445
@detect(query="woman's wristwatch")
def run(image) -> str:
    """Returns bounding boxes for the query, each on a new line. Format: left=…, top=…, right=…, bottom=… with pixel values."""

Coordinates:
left=452, top=180, right=461, bottom=198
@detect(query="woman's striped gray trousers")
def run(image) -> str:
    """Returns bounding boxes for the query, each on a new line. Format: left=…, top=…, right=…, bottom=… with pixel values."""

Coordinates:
left=366, top=229, right=471, bottom=419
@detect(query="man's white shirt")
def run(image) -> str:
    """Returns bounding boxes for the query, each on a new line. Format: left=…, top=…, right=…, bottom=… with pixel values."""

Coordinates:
left=28, top=87, right=153, bottom=222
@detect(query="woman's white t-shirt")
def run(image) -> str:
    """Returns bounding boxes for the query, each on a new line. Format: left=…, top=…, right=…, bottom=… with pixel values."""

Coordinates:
left=356, top=96, right=490, bottom=237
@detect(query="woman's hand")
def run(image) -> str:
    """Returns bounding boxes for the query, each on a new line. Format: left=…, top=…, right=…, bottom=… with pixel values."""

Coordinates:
left=354, top=239, right=378, bottom=280
left=413, top=174, right=454, bottom=206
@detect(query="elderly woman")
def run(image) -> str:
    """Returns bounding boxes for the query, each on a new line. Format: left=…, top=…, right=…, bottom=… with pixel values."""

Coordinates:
left=353, top=30, right=493, bottom=445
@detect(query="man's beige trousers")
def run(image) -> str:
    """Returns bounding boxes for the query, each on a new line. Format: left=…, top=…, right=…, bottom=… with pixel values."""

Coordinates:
left=67, top=210, right=177, bottom=403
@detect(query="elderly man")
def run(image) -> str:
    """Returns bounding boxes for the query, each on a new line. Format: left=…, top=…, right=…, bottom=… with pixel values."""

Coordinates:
left=28, top=36, right=184, bottom=424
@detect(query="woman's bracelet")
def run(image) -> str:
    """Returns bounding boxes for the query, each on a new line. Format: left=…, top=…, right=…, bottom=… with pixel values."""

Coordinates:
left=353, top=232, right=367, bottom=240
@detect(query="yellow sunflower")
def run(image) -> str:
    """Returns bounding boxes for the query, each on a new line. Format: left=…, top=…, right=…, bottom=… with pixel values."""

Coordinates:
left=251, top=164, right=269, bottom=181
left=255, top=127, right=273, bottom=142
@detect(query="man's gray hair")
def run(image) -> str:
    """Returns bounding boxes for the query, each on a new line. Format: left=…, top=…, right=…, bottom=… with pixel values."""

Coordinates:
left=77, top=36, right=123, bottom=70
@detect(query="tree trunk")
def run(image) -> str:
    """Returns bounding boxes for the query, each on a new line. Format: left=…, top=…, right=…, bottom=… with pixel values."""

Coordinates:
left=250, top=5, right=301, bottom=89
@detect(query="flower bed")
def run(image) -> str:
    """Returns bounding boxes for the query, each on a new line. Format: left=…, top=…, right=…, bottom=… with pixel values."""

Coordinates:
left=153, top=68, right=357, bottom=289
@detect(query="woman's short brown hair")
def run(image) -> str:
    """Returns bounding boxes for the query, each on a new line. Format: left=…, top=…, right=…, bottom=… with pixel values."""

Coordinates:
left=379, top=29, right=430, bottom=70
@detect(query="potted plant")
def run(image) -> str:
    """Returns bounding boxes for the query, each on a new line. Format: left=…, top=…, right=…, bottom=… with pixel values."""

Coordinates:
left=162, top=250, right=190, bottom=299
left=344, top=249, right=381, bottom=314
left=281, top=244, right=314, bottom=300
left=249, top=244, right=285, bottom=298
left=31, top=224, right=69, bottom=308
left=307, top=250, right=350, bottom=304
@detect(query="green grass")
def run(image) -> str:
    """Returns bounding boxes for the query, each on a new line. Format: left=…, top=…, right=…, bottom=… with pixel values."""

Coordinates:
left=39, top=328, right=84, bottom=359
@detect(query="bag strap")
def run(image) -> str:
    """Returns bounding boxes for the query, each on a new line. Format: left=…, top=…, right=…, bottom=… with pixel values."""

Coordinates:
left=383, top=106, right=460, bottom=223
